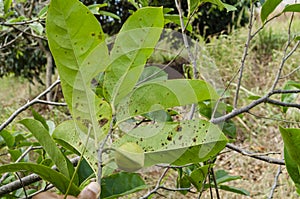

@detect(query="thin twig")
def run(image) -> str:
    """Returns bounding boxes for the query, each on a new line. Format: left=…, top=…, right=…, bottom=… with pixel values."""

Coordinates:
left=270, top=10, right=299, bottom=91
left=226, top=143, right=284, bottom=165
left=35, top=100, right=67, bottom=106
left=98, top=115, right=115, bottom=186
left=211, top=168, right=220, bottom=199
left=140, top=167, right=170, bottom=199
left=159, top=186, right=192, bottom=192
left=248, top=111, right=300, bottom=124
left=0, top=78, right=61, bottom=132
left=211, top=88, right=300, bottom=124
left=208, top=170, right=213, bottom=199
left=137, top=47, right=185, bottom=85
left=272, top=89, right=300, bottom=94
left=64, top=125, right=92, bottom=199
left=268, top=164, right=282, bottom=199
left=279, top=65, right=300, bottom=79
left=266, top=98, right=300, bottom=109
left=16, top=173, right=27, bottom=199
left=175, top=0, right=199, bottom=120
left=233, top=4, right=254, bottom=109
left=0, top=30, right=24, bottom=49
left=0, top=18, right=42, bottom=26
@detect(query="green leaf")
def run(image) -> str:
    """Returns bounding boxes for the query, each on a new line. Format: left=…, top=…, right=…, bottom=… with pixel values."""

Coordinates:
left=189, top=165, right=209, bottom=191
left=52, top=120, right=98, bottom=176
left=117, top=79, right=218, bottom=122
left=100, top=172, right=147, bottom=199
left=8, top=149, right=22, bottom=161
left=177, top=174, right=190, bottom=195
left=283, top=4, right=300, bottom=13
left=219, top=185, right=250, bottom=196
left=128, top=0, right=140, bottom=9
left=188, top=0, right=201, bottom=17
left=115, top=119, right=228, bottom=167
left=31, top=109, right=49, bottom=131
left=164, top=14, right=193, bottom=32
left=202, top=0, right=237, bottom=12
left=284, top=146, right=300, bottom=187
left=103, top=7, right=164, bottom=106
left=87, top=3, right=107, bottom=14
left=215, top=170, right=241, bottom=184
left=0, top=163, right=80, bottom=196
left=20, top=119, right=72, bottom=178
left=46, top=0, right=110, bottom=143
left=0, top=130, right=15, bottom=148
left=261, top=0, right=282, bottom=22
left=279, top=127, right=300, bottom=166
left=4, top=0, right=12, bottom=13
left=138, top=66, right=168, bottom=83
left=98, top=10, right=121, bottom=20
left=37, top=5, right=48, bottom=18
left=223, top=3, right=237, bottom=12
left=281, top=81, right=299, bottom=113
left=29, top=22, right=44, bottom=35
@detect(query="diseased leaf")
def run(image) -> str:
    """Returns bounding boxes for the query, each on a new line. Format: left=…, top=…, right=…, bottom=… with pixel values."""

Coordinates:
left=46, top=0, right=111, bottom=148
left=0, top=163, right=80, bottom=196
left=46, top=0, right=107, bottom=111
left=100, top=172, right=147, bottom=199
left=114, top=119, right=228, bottom=167
left=117, top=79, right=218, bottom=122
left=261, top=0, right=282, bottom=22
left=103, top=7, right=164, bottom=106
left=20, top=119, right=73, bottom=179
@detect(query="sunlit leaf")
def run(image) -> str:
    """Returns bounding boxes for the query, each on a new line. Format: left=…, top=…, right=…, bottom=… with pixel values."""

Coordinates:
left=103, top=7, right=164, bottom=106
left=114, top=119, right=228, bottom=167
left=283, top=4, right=300, bottom=13
left=261, top=0, right=282, bottom=22
left=117, top=79, right=218, bottom=122
left=46, top=0, right=111, bottom=148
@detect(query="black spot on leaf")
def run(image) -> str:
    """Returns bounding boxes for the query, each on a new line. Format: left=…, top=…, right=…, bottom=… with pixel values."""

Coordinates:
left=175, top=125, right=182, bottom=132
left=98, top=118, right=109, bottom=127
